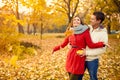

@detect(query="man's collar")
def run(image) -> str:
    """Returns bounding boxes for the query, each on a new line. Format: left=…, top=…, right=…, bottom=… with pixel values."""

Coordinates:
left=90, top=26, right=103, bottom=32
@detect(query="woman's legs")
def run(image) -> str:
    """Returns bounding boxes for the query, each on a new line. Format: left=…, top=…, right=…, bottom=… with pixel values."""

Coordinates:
left=68, top=72, right=83, bottom=80
left=78, top=74, right=83, bottom=80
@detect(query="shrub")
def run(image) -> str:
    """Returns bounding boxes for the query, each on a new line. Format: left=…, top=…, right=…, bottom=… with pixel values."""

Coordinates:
left=0, top=26, right=19, bottom=54
left=0, top=26, right=38, bottom=60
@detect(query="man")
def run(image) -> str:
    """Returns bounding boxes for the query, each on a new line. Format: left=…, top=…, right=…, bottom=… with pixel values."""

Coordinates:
left=79, top=11, right=108, bottom=80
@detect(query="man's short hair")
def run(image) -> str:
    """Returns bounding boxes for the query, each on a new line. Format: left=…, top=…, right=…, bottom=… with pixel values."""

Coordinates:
left=93, top=11, right=105, bottom=23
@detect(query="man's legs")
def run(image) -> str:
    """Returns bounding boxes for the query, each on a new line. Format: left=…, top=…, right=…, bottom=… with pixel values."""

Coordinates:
left=86, top=59, right=98, bottom=80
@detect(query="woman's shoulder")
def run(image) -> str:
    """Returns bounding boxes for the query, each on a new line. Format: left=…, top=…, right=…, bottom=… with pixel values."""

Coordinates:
left=76, top=29, right=89, bottom=36
left=82, top=29, right=89, bottom=34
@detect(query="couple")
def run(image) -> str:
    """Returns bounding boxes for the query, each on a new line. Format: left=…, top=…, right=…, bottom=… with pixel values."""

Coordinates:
left=52, top=11, right=108, bottom=80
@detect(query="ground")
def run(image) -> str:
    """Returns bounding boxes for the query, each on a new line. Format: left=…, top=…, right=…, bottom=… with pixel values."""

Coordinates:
left=0, top=34, right=120, bottom=80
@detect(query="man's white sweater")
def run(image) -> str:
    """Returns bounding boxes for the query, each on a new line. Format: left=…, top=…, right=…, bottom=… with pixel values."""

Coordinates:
left=86, top=26, right=108, bottom=61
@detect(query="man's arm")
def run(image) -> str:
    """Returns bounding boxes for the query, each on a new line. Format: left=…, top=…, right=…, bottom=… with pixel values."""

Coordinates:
left=86, top=47, right=106, bottom=56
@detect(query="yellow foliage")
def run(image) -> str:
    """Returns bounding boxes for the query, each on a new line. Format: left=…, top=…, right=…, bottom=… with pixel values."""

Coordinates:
left=4, top=58, right=9, bottom=64
left=0, top=36, right=120, bottom=79
left=17, top=20, right=26, bottom=26
left=117, top=35, right=120, bottom=39
left=64, top=29, right=73, bottom=36
left=76, top=50, right=84, bottom=55
left=9, top=55, right=18, bottom=67
left=25, top=47, right=38, bottom=56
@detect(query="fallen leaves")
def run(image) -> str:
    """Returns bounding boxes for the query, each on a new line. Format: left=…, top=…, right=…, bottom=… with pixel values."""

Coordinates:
left=0, top=37, right=120, bottom=80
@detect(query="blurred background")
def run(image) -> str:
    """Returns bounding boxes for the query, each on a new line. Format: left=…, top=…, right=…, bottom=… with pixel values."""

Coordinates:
left=0, top=0, right=120, bottom=34
left=0, top=0, right=120, bottom=80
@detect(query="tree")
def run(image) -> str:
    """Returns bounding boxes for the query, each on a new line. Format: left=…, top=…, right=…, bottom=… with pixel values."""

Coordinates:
left=2, top=0, right=25, bottom=33
left=104, top=0, right=120, bottom=33
left=20, top=0, right=52, bottom=38
left=16, top=0, right=24, bottom=33
left=52, top=0, right=80, bottom=27
left=49, top=0, right=94, bottom=32
left=86, top=0, right=120, bottom=34
left=113, top=0, right=120, bottom=12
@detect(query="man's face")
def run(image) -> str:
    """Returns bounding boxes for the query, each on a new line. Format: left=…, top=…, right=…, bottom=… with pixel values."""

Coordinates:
left=90, top=15, right=100, bottom=27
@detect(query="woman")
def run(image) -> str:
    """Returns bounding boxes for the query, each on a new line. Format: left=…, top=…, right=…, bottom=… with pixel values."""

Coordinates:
left=52, top=15, right=105, bottom=80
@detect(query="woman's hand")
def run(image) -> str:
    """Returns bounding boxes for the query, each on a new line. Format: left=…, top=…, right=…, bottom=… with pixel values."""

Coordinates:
left=80, top=49, right=86, bottom=57
left=68, top=44, right=72, bottom=49
left=77, top=48, right=86, bottom=57
left=52, top=46, right=60, bottom=54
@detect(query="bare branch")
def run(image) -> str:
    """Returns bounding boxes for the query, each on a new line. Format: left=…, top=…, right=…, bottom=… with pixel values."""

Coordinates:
left=113, top=0, right=120, bottom=12
left=72, top=0, right=79, bottom=19
left=56, top=9, right=67, bottom=14
left=63, top=0, right=71, bottom=13
left=63, top=0, right=68, bottom=5
left=53, top=2, right=68, bottom=12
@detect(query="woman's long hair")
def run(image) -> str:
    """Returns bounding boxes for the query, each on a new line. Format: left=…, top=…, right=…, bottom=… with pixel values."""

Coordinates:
left=65, top=14, right=84, bottom=36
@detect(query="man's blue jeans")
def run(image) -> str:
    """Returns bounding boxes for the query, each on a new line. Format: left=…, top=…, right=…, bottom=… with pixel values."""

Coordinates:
left=86, top=59, right=98, bottom=80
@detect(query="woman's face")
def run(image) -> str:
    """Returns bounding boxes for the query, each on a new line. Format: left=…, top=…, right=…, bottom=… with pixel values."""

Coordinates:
left=73, top=17, right=81, bottom=27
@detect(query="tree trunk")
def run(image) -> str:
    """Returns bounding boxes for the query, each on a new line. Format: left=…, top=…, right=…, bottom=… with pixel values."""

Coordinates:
left=16, top=0, right=24, bottom=33
left=107, top=23, right=111, bottom=34
left=18, top=23, right=24, bottom=33
left=107, top=16, right=111, bottom=34
left=33, top=23, right=37, bottom=35
left=27, top=23, right=30, bottom=34
left=40, top=23, right=43, bottom=39
left=65, top=0, right=79, bottom=29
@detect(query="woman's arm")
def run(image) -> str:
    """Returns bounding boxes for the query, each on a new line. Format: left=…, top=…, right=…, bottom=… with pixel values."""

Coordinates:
left=86, top=30, right=109, bottom=55
left=52, top=36, right=69, bottom=53
left=84, top=30, right=104, bottom=48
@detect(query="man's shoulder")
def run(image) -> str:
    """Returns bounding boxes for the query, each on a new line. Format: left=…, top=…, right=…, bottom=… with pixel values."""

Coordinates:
left=96, top=28, right=108, bottom=36
left=98, top=28, right=107, bottom=33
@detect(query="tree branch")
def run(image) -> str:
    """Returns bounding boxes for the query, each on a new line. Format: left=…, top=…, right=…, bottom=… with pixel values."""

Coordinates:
left=72, top=0, right=79, bottom=19
left=53, top=2, right=68, bottom=12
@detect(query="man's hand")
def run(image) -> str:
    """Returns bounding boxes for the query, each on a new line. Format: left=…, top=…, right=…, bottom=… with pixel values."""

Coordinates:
left=105, top=43, right=114, bottom=50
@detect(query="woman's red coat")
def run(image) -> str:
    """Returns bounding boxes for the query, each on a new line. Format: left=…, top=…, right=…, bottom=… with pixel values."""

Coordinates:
left=57, top=29, right=103, bottom=74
